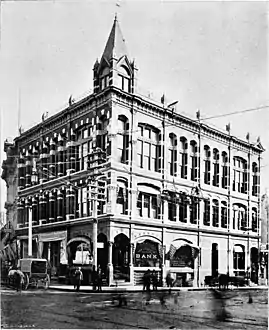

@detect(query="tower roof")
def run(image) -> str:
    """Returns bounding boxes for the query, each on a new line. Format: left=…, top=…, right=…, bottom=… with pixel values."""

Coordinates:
left=101, top=15, right=129, bottom=62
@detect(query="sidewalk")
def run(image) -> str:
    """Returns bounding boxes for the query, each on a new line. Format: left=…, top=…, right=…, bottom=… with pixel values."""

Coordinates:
left=49, top=283, right=268, bottom=293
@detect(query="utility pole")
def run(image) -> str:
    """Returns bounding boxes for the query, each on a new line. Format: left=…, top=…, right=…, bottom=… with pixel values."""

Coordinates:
left=87, top=148, right=107, bottom=268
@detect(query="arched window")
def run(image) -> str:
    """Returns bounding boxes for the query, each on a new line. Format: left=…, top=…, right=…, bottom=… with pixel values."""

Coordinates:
left=233, top=245, right=245, bottom=276
left=118, top=65, right=130, bottom=92
left=212, top=149, right=220, bottom=187
left=252, top=207, right=258, bottom=232
left=168, top=133, right=177, bottom=176
left=100, top=67, right=110, bottom=91
left=221, top=201, right=228, bottom=228
left=233, top=204, right=247, bottom=230
left=116, top=180, right=128, bottom=215
left=203, top=199, right=210, bottom=226
left=180, top=137, right=188, bottom=179
left=252, top=162, right=259, bottom=196
left=96, top=115, right=109, bottom=152
left=221, top=151, right=229, bottom=189
left=212, top=199, right=219, bottom=227
left=137, top=124, right=160, bottom=172
left=233, top=157, right=248, bottom=194
left=204, top=146, right=211, bottom=185
left=117, top=115, right=129, bottom=164
left=190, top=140, right=198, bottom=182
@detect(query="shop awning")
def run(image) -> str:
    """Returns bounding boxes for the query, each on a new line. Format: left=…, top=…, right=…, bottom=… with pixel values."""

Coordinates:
left=38, top=230, right=67, bottom=243
left=137, top=185, right=160, bottom=195
left=169, top=241, right=200, bottom=260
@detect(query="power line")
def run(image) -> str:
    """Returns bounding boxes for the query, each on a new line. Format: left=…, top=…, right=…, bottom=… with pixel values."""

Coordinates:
left=201, top=105, right=269, bottom=122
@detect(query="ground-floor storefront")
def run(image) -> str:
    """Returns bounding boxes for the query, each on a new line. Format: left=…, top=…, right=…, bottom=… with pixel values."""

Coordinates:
left=16, top=219, right=260, bottom=287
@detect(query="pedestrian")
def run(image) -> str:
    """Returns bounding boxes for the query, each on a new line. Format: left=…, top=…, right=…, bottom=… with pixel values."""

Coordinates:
left=97, top=265, right=102, bottom=291
left=212, top=288, right=229, bottom=321
left=152, top=270, right=158, bottom=291
left=74, top=267, right=83, bottom=292
left=166, top=272, right=173, bottom=294
left=91, top=265, right=97, bottom=291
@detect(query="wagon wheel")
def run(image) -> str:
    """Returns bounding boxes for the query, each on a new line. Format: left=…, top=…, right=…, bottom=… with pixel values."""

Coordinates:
left=23, top=273, right=29, bottom=290
left=44, top=274, right=50, bottom=290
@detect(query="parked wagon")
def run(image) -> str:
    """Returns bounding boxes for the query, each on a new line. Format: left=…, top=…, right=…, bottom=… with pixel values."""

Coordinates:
left=18, top=258, right=50, bottom=290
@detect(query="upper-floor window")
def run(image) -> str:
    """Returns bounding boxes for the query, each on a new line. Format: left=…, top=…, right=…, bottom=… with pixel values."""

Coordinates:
left=137, top=187, right=161, bottom=219
left=100, top=67, right=110, bottom=91
left=212, top=199, right=219, bottom=227
left=190, top=196, right=198, bottom=224
left=212, top=149, right=220, bottom=187
left=137, top=124, right=160, bottom=172
left=117, top=115, right=129, bottom=164
left=180, top=137, right=188, bottom=179
left=96, top=115, right=109, bottom=152
left=190, top=140, right=198, bottom=182
left=204, top=146, right=211, bottom=185
left=118, top=65, right=130, bottom=93
left=179, top=195, right=188, bottom=223
left=233, top=204, right=247, bottom=230
left=203, top=199, right=210, bottom=226
left=221, top=201, right=228, bottom=228
left=252, top=162, right=259, bottom=197
left=168, top=133, right=177, bottom=176
left=116, top=180, right=128, bottom=215
left=233, top=157, right=248, bottom=194
left=168, top=192, right=177, bottom=222
left=221, top=151, right=229, bottom=189
left=252, top=207, right=258, bottom=232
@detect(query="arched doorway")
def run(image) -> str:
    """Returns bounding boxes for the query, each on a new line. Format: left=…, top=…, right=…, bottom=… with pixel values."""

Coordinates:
left=112, top=234, right=130, bottom=281
left=66, top=236, right=92, bottom=284
left=97, top=233, right=108, bottom=276
left=250, top=247, right=258, bottom=284
left=211, top=243, right=219, bottom=277
left=169, top=240, right=199, bottom=287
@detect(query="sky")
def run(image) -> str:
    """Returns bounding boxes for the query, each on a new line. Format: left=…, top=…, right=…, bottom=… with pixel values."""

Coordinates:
left=0, top=0, right=268, bottom=213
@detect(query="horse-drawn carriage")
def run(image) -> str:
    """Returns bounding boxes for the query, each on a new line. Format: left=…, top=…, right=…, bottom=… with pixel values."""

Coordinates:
left=14, top=258, right=50, bottom=290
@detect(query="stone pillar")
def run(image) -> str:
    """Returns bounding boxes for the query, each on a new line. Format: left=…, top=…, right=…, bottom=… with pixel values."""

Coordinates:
left=107, top=241, right=114, bottom=286
left=49, top=191, right=56, bottom=223
left=28, top=206, right=33, bottom=257
left=209, top=198, right=212, bottom=227
left=39, top=192, right=47, bottom=225
left=49, top=138, right=56, bottom=179
left=32, top=196, right=38, bottom=226
left=57, top=135, right=64, bottom=177
left=199, top=199, right=204, bottom=227
left=161, top=244, right=167, bottom=286
left=17, top=199, right=24, bottom=228
left=40, top=142, right=48, bottom=183
left=25, top=150, right=32, bottom=188
left=67, top=128, right=76, bottom=175
left=129, top=243, right=134, bottom=285
left=66, top=185, right=75, bottom=220
left=18, top=153, right=25, bottom=190
left=163, top=200, right=169, bottom=223
left=57, top=189, right=64, bottom=222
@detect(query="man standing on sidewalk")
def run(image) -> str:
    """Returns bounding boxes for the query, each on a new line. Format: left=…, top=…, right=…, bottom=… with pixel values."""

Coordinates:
left=74, top=267, right=83, bottom=292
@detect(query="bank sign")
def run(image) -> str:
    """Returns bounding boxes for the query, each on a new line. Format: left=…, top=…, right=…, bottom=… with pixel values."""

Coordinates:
left=135, top=253, right=158, bottom=260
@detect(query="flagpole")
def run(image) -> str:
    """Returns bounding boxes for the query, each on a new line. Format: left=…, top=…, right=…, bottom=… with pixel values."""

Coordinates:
left=227, top=123, right=231, bottom=276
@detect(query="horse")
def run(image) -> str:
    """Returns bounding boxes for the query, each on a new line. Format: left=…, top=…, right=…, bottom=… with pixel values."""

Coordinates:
left=218, top=274, right=229, bottom=291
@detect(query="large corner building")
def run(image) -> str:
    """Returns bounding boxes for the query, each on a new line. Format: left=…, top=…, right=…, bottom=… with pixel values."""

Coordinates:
left=1, top=18, right=264, bottom=286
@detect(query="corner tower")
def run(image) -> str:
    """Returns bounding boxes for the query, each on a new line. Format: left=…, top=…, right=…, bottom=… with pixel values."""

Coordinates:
left=93, top=16, right=138, bottom=94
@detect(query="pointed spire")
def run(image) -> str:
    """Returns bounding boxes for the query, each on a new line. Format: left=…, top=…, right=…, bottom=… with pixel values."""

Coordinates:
left=101, top=16, right=128, bottom=62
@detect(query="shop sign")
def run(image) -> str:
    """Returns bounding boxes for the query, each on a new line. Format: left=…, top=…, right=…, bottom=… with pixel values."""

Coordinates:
left=135, top=252, right=158, bottom=260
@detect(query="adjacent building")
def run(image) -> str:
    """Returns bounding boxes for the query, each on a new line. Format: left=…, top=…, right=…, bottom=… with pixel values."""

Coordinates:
left=1, top=17, right=264, bottom=286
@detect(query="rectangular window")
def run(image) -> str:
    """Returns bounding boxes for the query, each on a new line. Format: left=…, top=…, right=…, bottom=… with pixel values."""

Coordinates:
left=143, top=142, right=150, bottom=170
left=152, top=196, right=158, bottom=219
left=82, top=187, right=88, bottom=217
left=137, top=140, right=143, bottom=168
left=203, top=200, right=210, bottom=226
left=151, top=145, right=157, bottom=172
left=221, top=206, right=228, bottom=228
left=143, top=194, right=150, bottom=218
